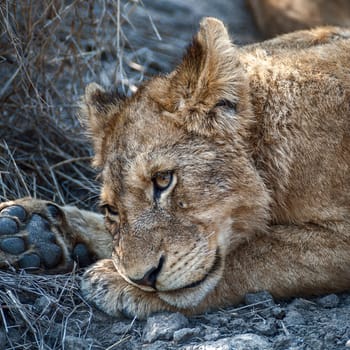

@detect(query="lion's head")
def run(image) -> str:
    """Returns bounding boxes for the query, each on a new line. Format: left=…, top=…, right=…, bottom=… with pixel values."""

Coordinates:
left=81, top=18, right=270, bottom=309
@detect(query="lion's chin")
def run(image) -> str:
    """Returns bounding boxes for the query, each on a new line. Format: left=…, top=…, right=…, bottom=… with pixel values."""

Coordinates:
left=157, top=253, right=224, bottom=309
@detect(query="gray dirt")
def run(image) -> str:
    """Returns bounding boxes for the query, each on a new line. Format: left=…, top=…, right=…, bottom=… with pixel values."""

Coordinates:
left=22, top=289, right=350, bottom=349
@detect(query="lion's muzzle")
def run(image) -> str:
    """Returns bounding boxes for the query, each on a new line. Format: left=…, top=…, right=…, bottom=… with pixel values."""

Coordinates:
left=129, top=255, right=164, bottom=289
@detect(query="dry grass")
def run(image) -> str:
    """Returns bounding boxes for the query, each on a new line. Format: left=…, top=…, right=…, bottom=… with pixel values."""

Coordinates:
left=0, top=1, right=158, bottom=348
left=0, top=0, right=152, bottom=209
left=0, top=269, right=91, bottom=349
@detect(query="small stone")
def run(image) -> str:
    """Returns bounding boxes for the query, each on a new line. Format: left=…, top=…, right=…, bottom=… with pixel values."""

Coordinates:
left=0, top=218, right=18, bottom=235
left=18, top=253, right=41, bottom=269
left=208, top=314, right=230, bottom=326
left=273, top=335, right=296, bottom=350
left=173, top=327, right=201, bottom=343
left=142, top=340, right=171, bottom=350
left=317, top=294, right=339, bottom=308
left=230, top=334, right=270, bottom=350
left=203, top=325, right=221, bottom=341
left=288, top=298, right=316, bottom=310
left=180, top=337, right=231, bottom=350
left=0, top=237, right=25, bottom=254
left=244, top=291, right=275, bottom=308
left=73, top=243, right=92, bottom=267
left=253, top=318, right=277, bottom=336
left=142, top=312, right=189, bottom=343
left=0, top=205, right=26, bottom=222
left=230, top=318, right=246, bottom=330
left=305, top=336, right=324, bottom=350
left=180, top=334, right=270, bottom=350
left=324, top=331, right=338, bottom=343
left=283, top=310, right=305, bottom=326
left=272, top=306, right=286, bottom=319
left=345, top=339, right=350, bottom=347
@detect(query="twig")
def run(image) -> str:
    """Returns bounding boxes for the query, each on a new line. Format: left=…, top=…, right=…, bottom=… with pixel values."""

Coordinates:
left=3, top=142, right=31, bottom=197
left=6, top=289, right=37, bottom=335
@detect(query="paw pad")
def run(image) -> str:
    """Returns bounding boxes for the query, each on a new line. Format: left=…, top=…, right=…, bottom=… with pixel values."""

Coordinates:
left=73, top=243, right=92, bottom=268
left=0, top=205, right=26, bottom=222
left=37, top=243, right=62, bottom=268
left=18, top=253, right=41, bottom=269
left=0, top=237, right=25, bottom=254
left=26, top=214, right=63, bottom=268
left=0, top=203, right=94, bottom=271
left=0, top=217, right=18, bottom=235
left=27, top=214, right=56, bottom=243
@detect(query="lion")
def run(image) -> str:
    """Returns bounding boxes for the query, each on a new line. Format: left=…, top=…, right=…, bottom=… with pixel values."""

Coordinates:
left=1, top=18, right=350, bottom=319
left=247, top=0, right=350, bottom=38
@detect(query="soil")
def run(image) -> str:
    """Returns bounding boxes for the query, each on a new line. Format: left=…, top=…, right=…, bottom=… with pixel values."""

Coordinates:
left=1, top=1, right=350, bottom=349
left=3, top=277, right=350, bottom=350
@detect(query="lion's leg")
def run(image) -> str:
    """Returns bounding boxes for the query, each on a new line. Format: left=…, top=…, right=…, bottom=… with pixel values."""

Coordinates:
left=81, top=259, right=176, bottom=319
left=0, top=198, right=112, bottom=273
left=81, top=223, right=350, bottom=319
left=202, top=223, right=350, bottom=310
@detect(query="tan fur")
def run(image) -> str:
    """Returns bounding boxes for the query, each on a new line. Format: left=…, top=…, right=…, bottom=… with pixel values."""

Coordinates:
left=247, top=0, right=350, bottom=38
left=77, top=19, right=350, bottom=318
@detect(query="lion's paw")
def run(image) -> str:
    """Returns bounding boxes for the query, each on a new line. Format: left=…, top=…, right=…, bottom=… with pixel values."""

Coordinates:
left=81, top=259, right=173, bottom=319
left=0, top=199, right=93, bottom=272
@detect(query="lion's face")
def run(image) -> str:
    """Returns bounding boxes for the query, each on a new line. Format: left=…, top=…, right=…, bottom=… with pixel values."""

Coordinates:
left=82, top=19, right=270, bottom=308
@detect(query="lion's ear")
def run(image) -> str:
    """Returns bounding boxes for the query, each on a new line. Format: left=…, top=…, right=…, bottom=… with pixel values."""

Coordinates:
left=158, top=17, right=247, bottom=138
left=80, top=83, right=121, bottom=167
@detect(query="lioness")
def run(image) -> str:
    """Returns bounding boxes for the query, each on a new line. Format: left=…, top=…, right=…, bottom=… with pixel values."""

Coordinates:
left=1, top=18, right=350, bottom=319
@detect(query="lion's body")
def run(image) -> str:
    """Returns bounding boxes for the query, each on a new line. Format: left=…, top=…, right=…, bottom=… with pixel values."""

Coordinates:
left=202, top=25, right=350, bottom=308
left=247, top=0, right=350, bottom=38
left=75, top=23, right=350, bottom=316
left=1, top=20, right=350, bottom=318
left=242, top=27, right=350, bottom=225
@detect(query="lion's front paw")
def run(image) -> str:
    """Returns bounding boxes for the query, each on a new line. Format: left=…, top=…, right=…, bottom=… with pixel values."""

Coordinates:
left=0, top=198, right=93, bottom=272
left=81, top=259, right=174, bottom=319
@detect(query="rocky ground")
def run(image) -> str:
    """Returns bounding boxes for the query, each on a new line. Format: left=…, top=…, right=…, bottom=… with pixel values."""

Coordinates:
left=3, top=282, right=350, bottom=349
left=53, top=290, right=347, bottom=349
left=2, top=0, right=350, bottom=349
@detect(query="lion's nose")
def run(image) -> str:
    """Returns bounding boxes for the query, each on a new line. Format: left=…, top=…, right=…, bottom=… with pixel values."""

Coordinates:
left=130, top=256, right=164, bottom=289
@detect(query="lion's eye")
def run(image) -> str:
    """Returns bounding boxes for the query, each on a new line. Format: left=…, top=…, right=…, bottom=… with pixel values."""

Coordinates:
left=100, top=204, right=119, bottom=221
left=215, top=99, right=237, bottom=111
left=153, top=171, right=173, bottom=192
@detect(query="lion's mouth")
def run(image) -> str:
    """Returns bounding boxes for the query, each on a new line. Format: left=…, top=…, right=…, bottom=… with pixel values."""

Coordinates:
left=179, top=248, right=222, bottom=290
left=157, top=247, right=223, bottom=308
left=114, top=247, right=222, bottom=295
